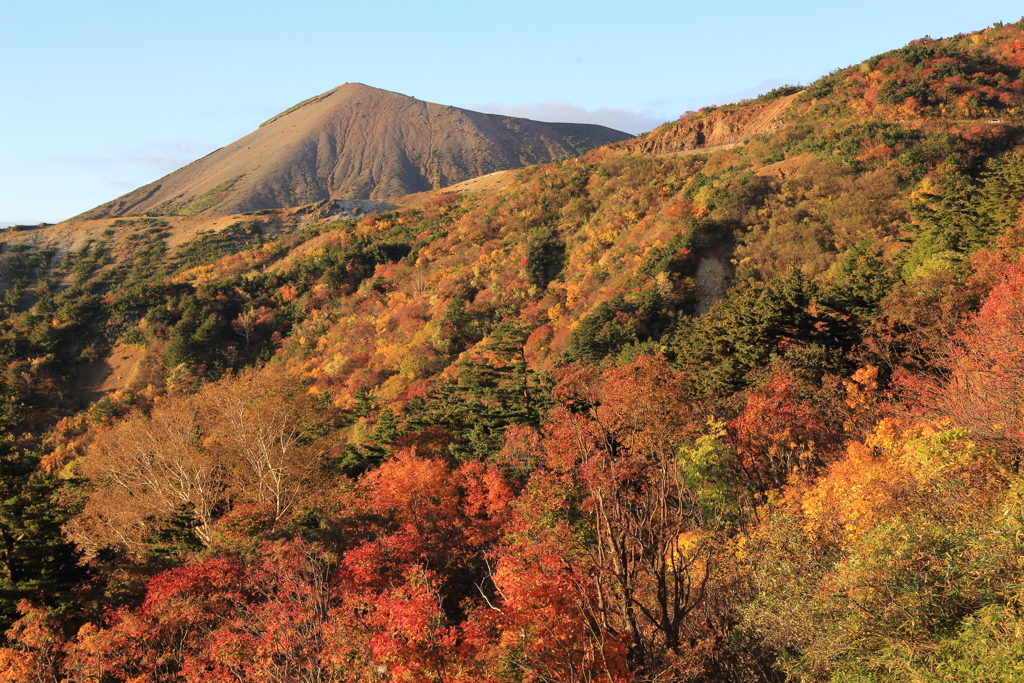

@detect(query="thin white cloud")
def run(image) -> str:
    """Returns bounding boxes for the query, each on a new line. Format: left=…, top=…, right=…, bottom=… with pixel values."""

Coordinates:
left=53, top=153, right=117, bottom=168
left=474, top=101, right=667, bottom=135
left=639, top=97, right=676, bottom=110
left=54, top=142, right=215, bottom=177
left=127, top=142, right=216, bottom=174
left=127, top=155, right=195, bottom=174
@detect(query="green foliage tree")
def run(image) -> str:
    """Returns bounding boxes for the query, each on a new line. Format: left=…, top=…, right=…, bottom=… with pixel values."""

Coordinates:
left=673, top=271, right=853, bottom=397
left=409, top=321, right=552, bottom=460
left=565, top=290, right=680, bottom=363
left=0, top=448, right=83, bottom=637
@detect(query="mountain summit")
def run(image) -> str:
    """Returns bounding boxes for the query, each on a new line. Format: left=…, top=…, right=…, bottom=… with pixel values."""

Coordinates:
left=80, top=84, right=632, bottom=218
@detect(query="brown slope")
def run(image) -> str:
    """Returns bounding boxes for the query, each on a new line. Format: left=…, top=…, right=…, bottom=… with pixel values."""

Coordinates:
left=79, top=84, right=632, bottom=219
left=625, top=92, right=800, bottom=155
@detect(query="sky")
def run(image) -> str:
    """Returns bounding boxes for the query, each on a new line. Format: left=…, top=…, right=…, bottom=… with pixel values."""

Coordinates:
left=2, top=1, right=1021, bottom=224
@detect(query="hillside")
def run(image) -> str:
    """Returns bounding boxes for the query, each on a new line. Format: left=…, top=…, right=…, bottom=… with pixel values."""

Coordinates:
left=76, top=83, right=632, bottom=219
left=2, top=19, right=1024, bottom=683
left=625, top=91, right=801, bottom=155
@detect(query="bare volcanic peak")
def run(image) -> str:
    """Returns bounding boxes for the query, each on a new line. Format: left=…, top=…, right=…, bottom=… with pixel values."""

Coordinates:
left=80, top=84, right=632, bottom=219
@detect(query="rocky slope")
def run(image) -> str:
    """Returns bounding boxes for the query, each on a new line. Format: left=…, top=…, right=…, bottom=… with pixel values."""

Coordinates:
left=626, top=92, right=799, bottom=155
left=78, top=84, right=632, bottom=219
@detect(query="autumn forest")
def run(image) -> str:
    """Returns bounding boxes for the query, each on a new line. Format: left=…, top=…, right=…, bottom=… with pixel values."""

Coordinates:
left=1, top=20, right=1024, bottom=683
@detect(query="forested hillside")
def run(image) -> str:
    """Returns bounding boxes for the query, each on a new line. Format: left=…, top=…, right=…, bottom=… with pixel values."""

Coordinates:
left=1, top=20, right=1024, bottom=682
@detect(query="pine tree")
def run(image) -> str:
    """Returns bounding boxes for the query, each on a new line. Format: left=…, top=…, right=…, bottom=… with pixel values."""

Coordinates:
left=408, top=321, right=552, bottom=460
left=0, top=446, right=84, bottom=637
left=165, top=304, right=204, bottom=368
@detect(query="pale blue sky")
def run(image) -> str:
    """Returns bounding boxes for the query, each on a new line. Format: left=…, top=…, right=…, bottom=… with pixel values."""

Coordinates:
left=2, top=0, right=1020, bottom=223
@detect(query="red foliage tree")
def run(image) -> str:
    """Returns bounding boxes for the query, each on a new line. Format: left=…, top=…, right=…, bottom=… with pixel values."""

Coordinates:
left=489, top=356, right=720, bottom=681
left=918, top=256, right=1024, bottom=467
left=728, top=368, right=840, bottom=491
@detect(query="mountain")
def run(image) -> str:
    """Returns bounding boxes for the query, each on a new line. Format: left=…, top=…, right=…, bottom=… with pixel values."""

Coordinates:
left=77, top=83, right=632, bottom=219
left=5, top=19, right=1024, bottom=683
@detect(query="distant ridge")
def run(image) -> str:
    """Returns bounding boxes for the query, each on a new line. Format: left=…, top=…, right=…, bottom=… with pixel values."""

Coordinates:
left=79, top=84, right=632, bottom=219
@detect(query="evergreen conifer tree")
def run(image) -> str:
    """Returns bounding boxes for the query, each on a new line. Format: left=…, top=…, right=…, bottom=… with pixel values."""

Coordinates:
left=0, top=445, right=83, bottom=637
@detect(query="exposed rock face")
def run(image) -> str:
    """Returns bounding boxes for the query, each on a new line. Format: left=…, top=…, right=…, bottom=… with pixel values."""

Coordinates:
left=79, top=84, right=632, bottom=219
left=627, top=93, right=800, bottom=155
